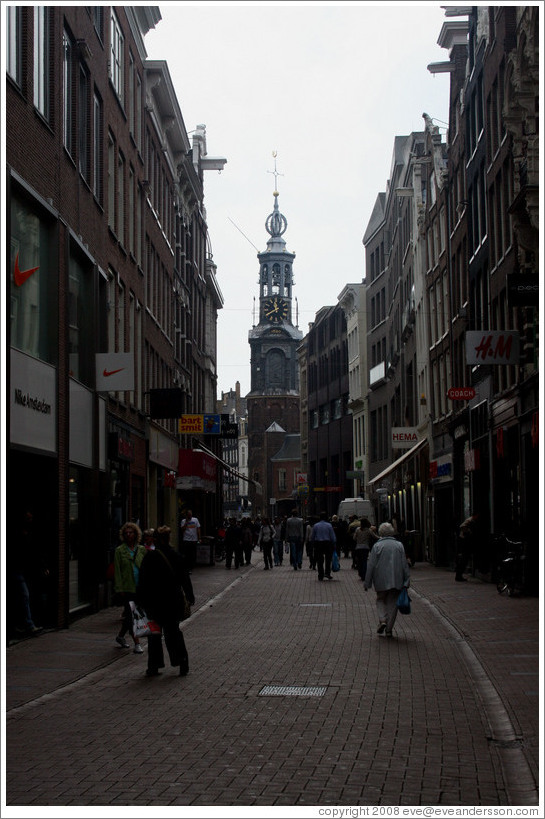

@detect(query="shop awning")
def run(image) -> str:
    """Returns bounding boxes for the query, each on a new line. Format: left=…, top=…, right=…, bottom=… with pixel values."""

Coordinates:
left=367, top=438, right=428, bottom=487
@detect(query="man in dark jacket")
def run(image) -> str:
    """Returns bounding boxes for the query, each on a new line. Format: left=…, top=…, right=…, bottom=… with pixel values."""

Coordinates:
left=137, top=525, right=194, bottom=677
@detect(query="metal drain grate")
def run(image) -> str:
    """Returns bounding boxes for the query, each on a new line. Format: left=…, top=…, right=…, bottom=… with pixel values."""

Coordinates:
left=300, top=603, right=331, bottom=607
left=259, top=685, right=327, bottom=697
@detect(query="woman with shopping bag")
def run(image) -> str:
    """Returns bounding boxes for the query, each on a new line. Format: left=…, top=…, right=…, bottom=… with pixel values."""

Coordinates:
left=136, top=525, right=194, bottom=678
left=364, top=521, right=410, bottom=638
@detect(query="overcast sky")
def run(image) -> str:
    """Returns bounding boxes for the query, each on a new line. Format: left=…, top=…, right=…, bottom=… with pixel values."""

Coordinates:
left=145, top=1, right=453, bottom=399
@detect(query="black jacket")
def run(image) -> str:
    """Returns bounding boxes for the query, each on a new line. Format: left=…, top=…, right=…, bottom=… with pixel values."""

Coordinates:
left=137, top=544, right=194, bottom=624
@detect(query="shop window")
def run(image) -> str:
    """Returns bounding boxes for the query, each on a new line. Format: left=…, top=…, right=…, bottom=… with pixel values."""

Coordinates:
left=10, top=194, right=55, bottom=363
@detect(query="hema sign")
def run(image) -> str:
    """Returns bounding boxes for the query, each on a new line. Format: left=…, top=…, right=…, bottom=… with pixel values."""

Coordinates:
left=391, top=427, right=420, bottom=449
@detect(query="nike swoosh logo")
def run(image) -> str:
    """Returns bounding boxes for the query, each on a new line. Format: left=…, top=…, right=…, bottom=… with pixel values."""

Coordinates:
left=103, top=367, right=125, bottom=377
left=14, top=253, right=39, bottom=287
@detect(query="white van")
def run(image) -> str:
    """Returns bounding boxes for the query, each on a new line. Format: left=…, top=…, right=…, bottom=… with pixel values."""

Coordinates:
left=337, top=498, right=375, bottom=526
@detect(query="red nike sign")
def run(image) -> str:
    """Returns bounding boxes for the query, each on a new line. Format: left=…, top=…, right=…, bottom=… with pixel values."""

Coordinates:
left=103, top=367, right=125, bottom=377
left=14, top=253, right=39, bottom=287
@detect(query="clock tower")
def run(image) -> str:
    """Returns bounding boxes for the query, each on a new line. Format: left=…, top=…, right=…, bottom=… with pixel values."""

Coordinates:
left=247, top=186, right=303, bottom=516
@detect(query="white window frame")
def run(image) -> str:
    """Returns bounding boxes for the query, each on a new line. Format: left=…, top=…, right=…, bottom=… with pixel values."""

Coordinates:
left=110, top=10, right=124, bottom=103
left=34, top=7, right=50, bottom=117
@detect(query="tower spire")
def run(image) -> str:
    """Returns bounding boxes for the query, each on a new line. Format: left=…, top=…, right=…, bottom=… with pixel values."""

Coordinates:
left=268, top=150, right=283, bottom=195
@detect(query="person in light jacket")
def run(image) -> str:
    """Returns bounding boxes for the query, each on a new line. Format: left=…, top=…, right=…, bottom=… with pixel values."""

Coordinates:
left=364, top=521, right=410, bottom=637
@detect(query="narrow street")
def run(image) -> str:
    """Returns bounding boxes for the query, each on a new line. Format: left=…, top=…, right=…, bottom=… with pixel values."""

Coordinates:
left=5, top=559, right=539, bottom=810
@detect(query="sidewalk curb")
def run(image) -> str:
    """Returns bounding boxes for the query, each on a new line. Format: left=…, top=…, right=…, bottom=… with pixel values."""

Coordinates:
left=413, top=587, right=538, bottom=806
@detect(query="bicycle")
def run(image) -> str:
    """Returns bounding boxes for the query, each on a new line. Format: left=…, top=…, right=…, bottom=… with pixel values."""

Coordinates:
left=494, top=534, right=526, bottom=596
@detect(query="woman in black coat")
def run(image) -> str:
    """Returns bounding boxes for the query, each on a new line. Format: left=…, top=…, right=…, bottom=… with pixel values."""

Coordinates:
left=137, top=525, right=195, bottom=677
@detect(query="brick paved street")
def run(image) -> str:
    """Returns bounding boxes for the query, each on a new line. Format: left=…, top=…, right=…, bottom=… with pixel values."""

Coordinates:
left=4, top=558, right=540, bottom=810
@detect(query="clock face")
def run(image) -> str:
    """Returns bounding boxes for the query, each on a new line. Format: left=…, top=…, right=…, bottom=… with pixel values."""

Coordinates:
left=263, top=296, right=289, bottom=323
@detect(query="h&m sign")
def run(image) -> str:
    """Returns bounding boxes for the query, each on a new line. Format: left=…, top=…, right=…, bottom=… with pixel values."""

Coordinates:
left=465, top=331, right=519, bottom=366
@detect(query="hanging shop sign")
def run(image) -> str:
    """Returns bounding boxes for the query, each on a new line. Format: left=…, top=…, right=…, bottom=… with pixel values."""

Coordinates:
left=96, top=353, right=135, bottom=392
left=447, top=387, right=475, bottom=401
left=177, top=448, right=217, bottom=492
left=429, top=455, right=453, bottom=483
left=465, top=331, right=519, bottom=366
left=178, top=414, right=221, bottom=435
left=391, top=427, right=420, bottom=449
left=507, top=273, right=539, bottom=306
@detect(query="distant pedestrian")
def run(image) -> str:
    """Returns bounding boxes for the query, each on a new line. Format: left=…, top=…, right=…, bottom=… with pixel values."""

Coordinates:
left=285, top=508, right=305, bottom=570
left=364, top=522, right=410, bottom=637
left=180, top=509, right=201, bottom=571
left=304, top=516, right=318, bottom=569
left=455, top=512, right=480, bottom=581
left=113, top=522, right=146, bottom=654
left=7, top=510, right=46, bottom=637
left=224, top=518, right=243, bottom=570
left=258, top=517, right=275, bottom=570
left=137, top=525, right=194, bottom=677
left=272, top=517, right=284, bottom=566
left=241, top=518, right=254, bottom=565
left=142, top=528, right=156, bottom=550
left=310, top=511, right=336, bottom=580
left=353, top=518, right=378, bottom=581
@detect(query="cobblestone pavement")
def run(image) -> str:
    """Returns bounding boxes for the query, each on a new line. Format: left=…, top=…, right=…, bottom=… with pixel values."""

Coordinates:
left=4, top=557, right=541, bottom=810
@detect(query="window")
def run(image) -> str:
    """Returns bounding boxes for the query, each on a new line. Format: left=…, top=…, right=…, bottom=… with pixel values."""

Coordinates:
left=128, top=166, right=135, bottom=255
left=34, top=7, right=50, bottom=118
left=108, top=133, right=115, bottom=231
left=278, top=470, right=287, bottom=492
left=110, top=10, right=124, bottom=103
left=10, top=195, right=55, bottom=363
left=93, top=6, right=104, bottom=41
left=68, top=251, right=93, bottom=384
left=118, top=279, right=125, bottom=352
left=135, top=74, right=142, bottom=151
left=117, top=151, right=125, bottom=245
left=79, top=65, right=90, bottom=181
left=7, top=6, right=22, bottom=85
left=107, top=272, right=116, bottom=354
left=63, top=28, right=75, bottom=154
left=93, top=91, right=103, bottom=202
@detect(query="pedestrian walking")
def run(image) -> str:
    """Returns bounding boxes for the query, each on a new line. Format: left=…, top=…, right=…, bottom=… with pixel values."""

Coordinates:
left=272, top=517, right=284, bottom=566
left=241, top=518, right=254, bottom=565
left=310, top=511, right=336, bottom=580
left=258, top=517, right=275, bottom=570
left=224, top=518, right=243, bottom=570
left=353, top=518, right=378, bottom=581
left=285, top=508, right=305, bottom=570
left=304, top=516, right=318, bottom=569
left=7, top=510, right=46, bottom=638
left=113, top=522, right=146, bottom=654
left=364, top=521, right=410, bottom=637
left=180, top=509, right=201, bottom=571
left=455, top=511, right=480, bottom=581
left=137, top=525, right=194, bottom=677
left=142, top=528, right=156, bottom=550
